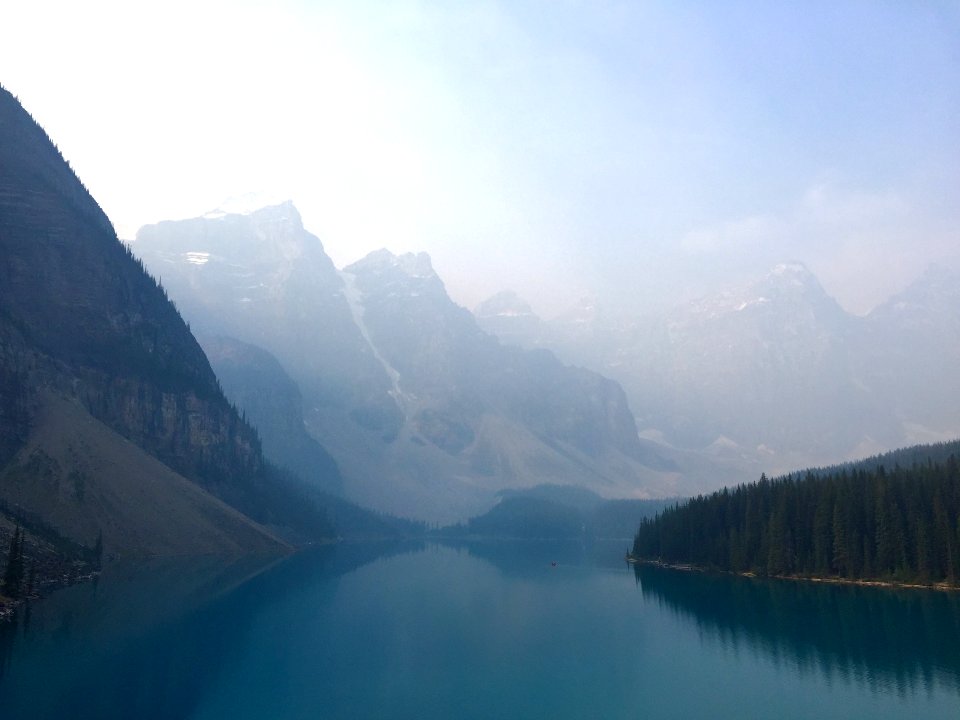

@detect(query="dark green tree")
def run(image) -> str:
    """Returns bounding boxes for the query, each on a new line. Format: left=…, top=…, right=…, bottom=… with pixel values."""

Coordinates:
left=633, top=453, right=960, bottom=586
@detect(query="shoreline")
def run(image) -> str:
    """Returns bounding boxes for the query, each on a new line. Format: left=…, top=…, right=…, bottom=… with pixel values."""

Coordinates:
left=629, top=556, right=960, bottom=592
left=0, top=567, right=101, bottom=621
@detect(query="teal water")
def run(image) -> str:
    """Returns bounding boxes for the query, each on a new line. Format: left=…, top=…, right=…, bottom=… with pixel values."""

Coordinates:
left=1, top=541, right=958, bottom=719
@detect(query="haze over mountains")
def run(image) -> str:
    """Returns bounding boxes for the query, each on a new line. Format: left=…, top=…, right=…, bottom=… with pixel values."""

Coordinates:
left=477, top=262, right=960, bottom=480
left=133, top=204, right=678, bottom=522
left=0, top=86, right=315, bottom=560
left=3, top=74, right=958, bottom=562
left=129, top=197, right=960, bottom=522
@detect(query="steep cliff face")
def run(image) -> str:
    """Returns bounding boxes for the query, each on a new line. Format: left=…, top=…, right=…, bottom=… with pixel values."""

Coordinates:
left=480, top=262, right=960, bottom=479
left=201, top=335, right=343, bottom=496
left=135, top=208, right=678, bottom=522
left=134, top=203, right=400, bottom=437
left=0, top=86, right=257, bottom=480
left=1, top=392, right=281, bottom=558
left=343, top=250, right=655, bottom=465
left=0, top=85, right=298, bottom=555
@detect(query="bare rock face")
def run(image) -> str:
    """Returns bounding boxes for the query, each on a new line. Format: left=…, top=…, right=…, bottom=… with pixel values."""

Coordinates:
left=0, top=85, right=299, bottom=555
left=200, top=335, right=343, bottom=496
left=133, top=203, right=402, bottom=440
left=136, top=208, right=679, bottom=522
left=479, top=261, right=960, bottom=482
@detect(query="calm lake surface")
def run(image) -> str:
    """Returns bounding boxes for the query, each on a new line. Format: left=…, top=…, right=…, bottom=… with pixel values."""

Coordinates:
left=1, top=540, right=958, bottom=719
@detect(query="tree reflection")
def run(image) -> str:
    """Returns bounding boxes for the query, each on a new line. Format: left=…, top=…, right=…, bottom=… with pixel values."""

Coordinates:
left=0, top=542, right=414, bottom=719
left=634, top=564, right=960, bottom=694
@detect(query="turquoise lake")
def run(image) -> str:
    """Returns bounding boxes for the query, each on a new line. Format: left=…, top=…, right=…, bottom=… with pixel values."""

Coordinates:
left=1, top=540, right=958, bottom=719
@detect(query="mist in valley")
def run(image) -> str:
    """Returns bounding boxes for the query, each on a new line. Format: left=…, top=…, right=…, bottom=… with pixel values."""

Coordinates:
left=2, top=0, right=958, bottom=522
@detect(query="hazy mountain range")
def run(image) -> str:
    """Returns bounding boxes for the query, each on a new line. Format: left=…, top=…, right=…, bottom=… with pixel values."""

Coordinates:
left=4, top=78, right=957, bottom=566
left=0, top=87, right=431, bottom=579
left=133, top=204, right=680, bottom=522
left=131, top=199, right=960, bottom=521
left=477, top=262, right=960, bottom=479
left=0, top=86, right=298, bottom=560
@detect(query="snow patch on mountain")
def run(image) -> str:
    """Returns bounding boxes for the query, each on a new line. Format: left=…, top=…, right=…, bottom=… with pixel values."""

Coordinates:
left=184, top=251, right=210, bottom=266
left=340, top=270, right=410, bottom=413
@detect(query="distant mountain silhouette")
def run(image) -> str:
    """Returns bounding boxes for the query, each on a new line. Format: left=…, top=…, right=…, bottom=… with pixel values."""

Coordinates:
left=200, top=335, right=343, bottom=496
left=478, top=262, right=960, bottom=482
left=134, top=208, right=678, bottom=522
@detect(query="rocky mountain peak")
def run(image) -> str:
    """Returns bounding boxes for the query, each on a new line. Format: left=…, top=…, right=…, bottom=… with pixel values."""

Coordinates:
left=868, top=264, right=960, bottom=331
left=344, top=250, right=448, bottom=309
left=347, top=249, right=437, bottom=279
left=761, top=262, right=832, bottom=300
left=769, top=261, right=813, bottom=282
left=136, top=200, right=337, bottom=281
left=475, top=290, right=536, bottom=319
left=684, top=261, right=842, bottom=324
left=203, top=194, right=298, bottom=219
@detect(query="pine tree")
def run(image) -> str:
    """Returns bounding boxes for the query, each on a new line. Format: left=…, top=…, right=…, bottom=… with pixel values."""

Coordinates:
left=632, top=454, right=960, bottom=585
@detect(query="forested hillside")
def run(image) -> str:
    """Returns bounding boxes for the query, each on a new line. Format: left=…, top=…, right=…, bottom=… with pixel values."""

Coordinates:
left=633, top=453, right=960, bottom=585
left=0, top=84, right=356, bottom=572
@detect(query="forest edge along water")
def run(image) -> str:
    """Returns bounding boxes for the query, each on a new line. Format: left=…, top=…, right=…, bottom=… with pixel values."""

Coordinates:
left=1, top=540, right=958, bottom=720
left=627, top=555, right=960, bottom=592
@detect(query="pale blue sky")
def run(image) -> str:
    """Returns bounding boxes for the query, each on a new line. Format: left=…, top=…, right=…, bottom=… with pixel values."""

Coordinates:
left=2, top=0, right=958, bottom=315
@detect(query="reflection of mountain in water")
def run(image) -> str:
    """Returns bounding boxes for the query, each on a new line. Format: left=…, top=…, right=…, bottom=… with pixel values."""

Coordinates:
left=0, top=542, right=417, bottom=719
left=440, top=538, right=626, bottom=576
left=634, top=564, right=960, bottom=694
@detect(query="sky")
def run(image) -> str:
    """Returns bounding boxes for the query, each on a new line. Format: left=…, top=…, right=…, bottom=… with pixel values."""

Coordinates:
left=2, top=0, right=958, bottom=317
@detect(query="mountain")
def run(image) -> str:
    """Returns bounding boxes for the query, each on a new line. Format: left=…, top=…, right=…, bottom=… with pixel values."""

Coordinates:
left=478, top=262, right=960, bottom=482
left=199, top=335, right=343, bottom=496
left=438, top=483, right=678, bottom=539
left=474, top=290, right=545, bottom=348
left=0, top=85, right=320, bottom=559
left=859, top=265, right=960, bottom=443
left=620, top=263, right=888, bottom=461
left=133, top=209, right=676, bottom=522
left=135, top=202, right=402, bottom=439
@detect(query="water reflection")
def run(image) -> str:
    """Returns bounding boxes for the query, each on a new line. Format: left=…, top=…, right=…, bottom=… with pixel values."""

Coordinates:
left=3, top=542, right=958, bottom=719
left=439, top=537, right=628, bottom=574
left=633, top=564, right=960, bottom=695
left=0, top=542, right=416, bottom=720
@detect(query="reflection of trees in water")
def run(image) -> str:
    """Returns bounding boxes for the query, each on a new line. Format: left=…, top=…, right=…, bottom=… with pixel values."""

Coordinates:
left=0, top=609, right=16, bottom=684
left=0, top=541, right=419, bottom=719
left=634, top=564, right=960, bottom=695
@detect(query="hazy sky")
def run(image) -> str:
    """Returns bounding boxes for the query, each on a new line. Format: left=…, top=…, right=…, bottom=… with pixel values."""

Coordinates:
left=2, top=0, right=958, bottom=316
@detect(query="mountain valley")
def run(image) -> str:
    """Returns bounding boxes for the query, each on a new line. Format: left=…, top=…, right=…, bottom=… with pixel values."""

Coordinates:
left=133, top=207, right=678, bottom=522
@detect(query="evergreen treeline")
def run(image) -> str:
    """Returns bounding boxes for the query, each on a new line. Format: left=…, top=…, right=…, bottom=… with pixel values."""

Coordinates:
left=808, top=439, right=960, bottom=479
left=633, top=456, right=960, bottom=584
